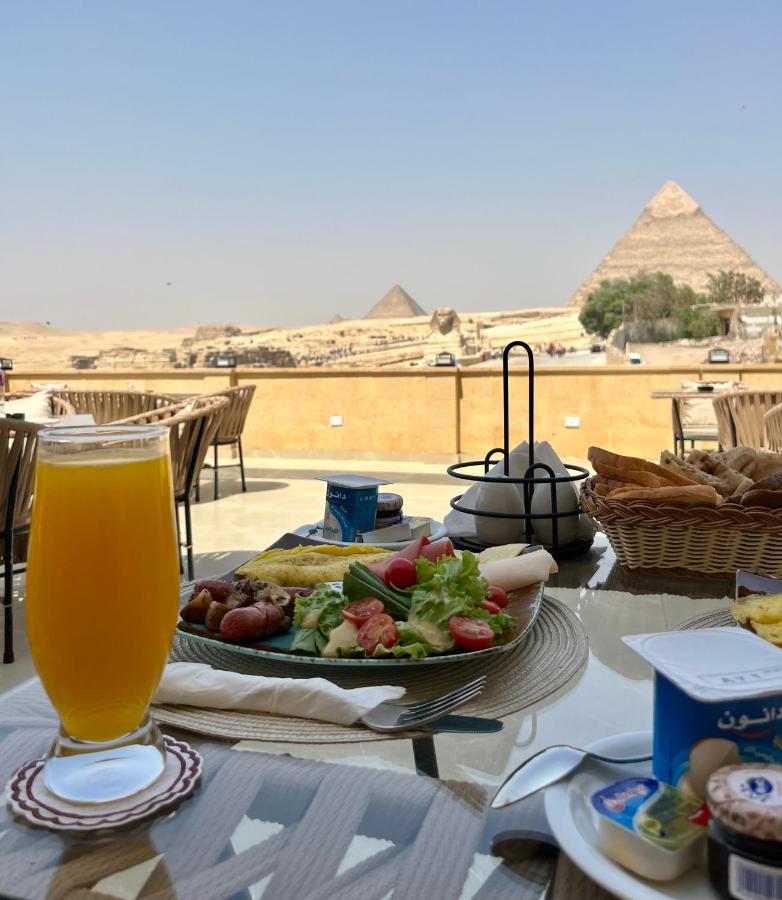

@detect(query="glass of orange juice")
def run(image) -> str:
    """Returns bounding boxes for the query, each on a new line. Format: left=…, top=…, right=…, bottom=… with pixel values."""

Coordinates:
left=26, top=425, right=180, bottom=803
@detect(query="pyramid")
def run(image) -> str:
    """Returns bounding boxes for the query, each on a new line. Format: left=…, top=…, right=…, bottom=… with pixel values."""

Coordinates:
left=568, top=181, right=781, bottom=306
left=364, top=284, right=427, bottom=318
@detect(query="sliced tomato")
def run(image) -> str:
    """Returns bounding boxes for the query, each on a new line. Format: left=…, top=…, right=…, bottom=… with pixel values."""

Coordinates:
left=385, top=557, right=417, bottom=589
left=449, top=616, right=494, bottom=651
left=342, top=597, right=384, bottom=626
left=419, top=538, right=455, bottom=563
left=486, top=586, right=509, bottom=608
left=357, top=613, right=399, bottom=654
left=480, top=598, right=501, bottom=615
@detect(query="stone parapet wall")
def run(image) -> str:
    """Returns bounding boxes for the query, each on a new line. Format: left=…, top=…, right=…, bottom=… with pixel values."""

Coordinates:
left=10, top=365, right=782, bottom=461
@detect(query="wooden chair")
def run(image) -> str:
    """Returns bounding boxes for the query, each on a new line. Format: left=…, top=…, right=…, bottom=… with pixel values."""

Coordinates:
left=670, top=399, right=720, bottom=455
left=0, top=419, right=41, bottom=663
left=719, top=390, right=782, bottom=450
left=5, top=391, right=76, bottom=417
left=765, top=403, right=782, bottom=452
left=116, top=396, right=229, bottom=579
left=52, top=390, right=171, bottom=424
left=712, top=394, right=738, bottom=451
left=196, top=385, right=256, bottom=501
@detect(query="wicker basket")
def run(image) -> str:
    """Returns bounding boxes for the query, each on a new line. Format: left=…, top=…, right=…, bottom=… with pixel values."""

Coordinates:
left=580, top=477, right=782, bottom=578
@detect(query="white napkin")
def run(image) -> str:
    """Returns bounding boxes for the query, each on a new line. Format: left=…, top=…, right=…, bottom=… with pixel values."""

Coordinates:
left=153, top=662, right=405, bottom=726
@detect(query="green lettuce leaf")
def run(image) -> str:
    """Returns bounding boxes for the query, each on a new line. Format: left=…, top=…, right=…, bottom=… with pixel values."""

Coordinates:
left=409, top=551, right=516, bottom=638
left=293, top=584, right=347, bottom=636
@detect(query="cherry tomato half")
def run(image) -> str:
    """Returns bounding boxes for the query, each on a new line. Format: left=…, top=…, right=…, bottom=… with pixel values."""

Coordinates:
left=342, top=597, right=384, bottom=626
left=357, top=613, right=399, bottom=654
left=385, top=557, right=417, bottom=590
left=480, top=598, right=501, bottom=615
left=486, top=586, right=509, bottom=608
left=449, top=616, right=494, bottom=652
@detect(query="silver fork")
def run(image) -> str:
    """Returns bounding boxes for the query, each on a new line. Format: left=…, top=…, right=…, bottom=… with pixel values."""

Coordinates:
left=360, top=676, right=487, bottom=733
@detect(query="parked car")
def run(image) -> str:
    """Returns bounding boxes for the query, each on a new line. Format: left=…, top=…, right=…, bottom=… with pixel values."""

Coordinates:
left=628, top=353, right=643, bottom=365
left=707, top=347, right=730, bottom=364
left=434, top=352, right=457, bottom=367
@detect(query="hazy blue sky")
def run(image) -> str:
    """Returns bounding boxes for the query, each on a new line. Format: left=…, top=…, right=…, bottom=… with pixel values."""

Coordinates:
left=3, top=1, right=781, bottom=329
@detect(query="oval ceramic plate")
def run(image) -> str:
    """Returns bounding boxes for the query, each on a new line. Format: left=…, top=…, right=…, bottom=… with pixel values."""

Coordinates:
left=544, top=732, right=717, bottom=900
left=292, top=518, right=448, bottom=551
left=176, top=579, right=544, bottom=669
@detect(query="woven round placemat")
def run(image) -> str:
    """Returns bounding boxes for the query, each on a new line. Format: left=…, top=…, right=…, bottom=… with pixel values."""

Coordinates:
left=675, top=608, right=735, bottom=631
left=152, top=596, right=588, bottom=743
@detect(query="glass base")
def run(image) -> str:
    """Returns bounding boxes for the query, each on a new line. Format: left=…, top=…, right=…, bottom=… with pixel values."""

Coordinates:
left=42, top=715, right=166, bottom=804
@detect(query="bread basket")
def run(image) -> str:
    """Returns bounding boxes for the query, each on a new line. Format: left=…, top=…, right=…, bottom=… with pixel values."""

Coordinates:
left=580, top=476, right=782, bottom=578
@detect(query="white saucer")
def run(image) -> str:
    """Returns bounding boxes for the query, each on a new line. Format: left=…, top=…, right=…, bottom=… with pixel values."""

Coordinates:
left=293, top=518, right=447, bottom=551
left=544, top=731, right=718, bottom=900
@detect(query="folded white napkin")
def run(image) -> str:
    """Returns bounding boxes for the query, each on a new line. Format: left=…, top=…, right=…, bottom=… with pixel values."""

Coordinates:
left=153, top=662, right=406, bottom=726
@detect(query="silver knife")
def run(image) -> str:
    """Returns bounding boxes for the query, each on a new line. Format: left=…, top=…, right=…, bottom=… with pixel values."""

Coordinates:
left=424, top=714, right=503, bottom=734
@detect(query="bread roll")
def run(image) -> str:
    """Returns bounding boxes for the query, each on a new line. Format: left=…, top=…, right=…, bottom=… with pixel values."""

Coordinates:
left=659, top=451, right=728, bottom=495
left=685, top=449, right=754, bottom=497
left=607, top=484, right=721, bottom=507
left=588, top=446, right=697, bottom=488
left=718, top=447, right=782, bottom=482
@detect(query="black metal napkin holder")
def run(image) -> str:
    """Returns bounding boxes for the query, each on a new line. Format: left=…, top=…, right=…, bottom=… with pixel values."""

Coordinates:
left=447, top=340, right=590, bottom=556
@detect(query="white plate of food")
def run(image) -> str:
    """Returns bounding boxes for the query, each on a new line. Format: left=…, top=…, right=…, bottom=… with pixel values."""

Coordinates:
left=293, top=518, right=447, bottom=550
left=176, top=539, right=554, bottom=668
left=544, top=732, right=717, bottom=900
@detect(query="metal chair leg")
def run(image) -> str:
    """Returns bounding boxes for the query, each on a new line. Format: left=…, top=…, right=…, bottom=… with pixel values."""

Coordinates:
left=184, top=494, right=194, bottom=581
left=213, top=442, right=219, bottom=502
left=3, top=530, right=15, bottom=664
left=238, top=437, right=247, bottom=492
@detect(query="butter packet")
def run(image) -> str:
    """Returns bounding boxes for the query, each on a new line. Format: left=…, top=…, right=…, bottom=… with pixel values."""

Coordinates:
left=591, top=778, right=708, bottom=881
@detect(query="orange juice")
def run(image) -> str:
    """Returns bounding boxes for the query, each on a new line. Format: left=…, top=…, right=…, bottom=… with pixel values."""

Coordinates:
left=26, top=447, right=179, bottom=742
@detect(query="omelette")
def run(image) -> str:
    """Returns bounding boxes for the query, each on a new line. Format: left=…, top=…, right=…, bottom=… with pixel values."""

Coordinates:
left=235, top=544, right=392, bottom=587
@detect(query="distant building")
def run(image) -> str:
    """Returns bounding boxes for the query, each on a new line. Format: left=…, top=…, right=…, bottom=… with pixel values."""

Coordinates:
left=568, top=181, right=781, bottom=306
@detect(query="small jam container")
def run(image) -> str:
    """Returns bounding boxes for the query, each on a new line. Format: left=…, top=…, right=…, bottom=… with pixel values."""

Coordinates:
left=591, top=777, right=708, bottom=881
left=375, top=492, right=404, bottom=528
left=706, top=764, right=782, bottom=899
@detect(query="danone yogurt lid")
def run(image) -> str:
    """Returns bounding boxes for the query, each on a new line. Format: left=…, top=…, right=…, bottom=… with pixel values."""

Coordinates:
left=707, top=764, right=782, bottom=842
left=314, top=475, right=391, bottom=489
left=623, top=628, right=782, bottom=701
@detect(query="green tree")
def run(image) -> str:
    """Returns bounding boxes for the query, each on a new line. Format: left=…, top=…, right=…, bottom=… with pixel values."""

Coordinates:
left=706, top=270, right=765, bottom=305
left=579, top=272, right=720, bottom=341
left=579, top=274, right=657, bottom=338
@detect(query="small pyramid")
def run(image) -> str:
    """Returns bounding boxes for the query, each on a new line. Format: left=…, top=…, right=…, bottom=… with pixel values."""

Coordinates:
left=568, top=181, right=781, bottom=306
left=330, top=313, right=345, bottom=324
left=364, top=284, right=427, bottom=318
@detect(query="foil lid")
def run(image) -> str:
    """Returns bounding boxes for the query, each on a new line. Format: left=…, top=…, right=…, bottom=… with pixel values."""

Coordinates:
left=707, top=764, right=782, bottom=843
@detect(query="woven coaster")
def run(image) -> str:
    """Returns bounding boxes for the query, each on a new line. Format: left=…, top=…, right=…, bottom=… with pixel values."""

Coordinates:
left=6, top=736, right=202, bottom=833
left=153, top=596, right=588, bottom=743
left=675, top=608, right=735, bottom=631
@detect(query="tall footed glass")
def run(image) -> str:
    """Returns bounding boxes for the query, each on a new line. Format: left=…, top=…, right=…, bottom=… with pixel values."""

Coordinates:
left=26, top=425, right=180, bottom=803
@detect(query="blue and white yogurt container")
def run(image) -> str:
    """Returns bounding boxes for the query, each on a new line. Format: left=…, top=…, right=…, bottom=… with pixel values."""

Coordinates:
left=315, top=474, right=391, bottom=542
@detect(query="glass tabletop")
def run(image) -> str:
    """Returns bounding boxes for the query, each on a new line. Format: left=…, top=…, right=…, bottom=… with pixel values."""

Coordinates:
left=0, top=535, right=732, bottom=900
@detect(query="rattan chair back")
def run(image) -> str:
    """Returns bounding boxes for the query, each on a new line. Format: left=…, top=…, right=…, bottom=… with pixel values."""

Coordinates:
left=0, top=419, right=41, bottom=531
left=53, top=390, right=167, bottom=425
left=765, top=402, right=782, bottom=452
left=116, top=396, right=229, bottom=498
left=721, top=390, right=782, bottom=450
left=211, top=385, right=256, bottom=444
left=711, top=394, right=737, bottom=450
left=5, top=391, right=75, bottom=417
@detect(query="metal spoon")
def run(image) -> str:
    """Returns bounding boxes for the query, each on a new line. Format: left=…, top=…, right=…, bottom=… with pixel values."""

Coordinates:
left=491, top=744, right=652, bottom=809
